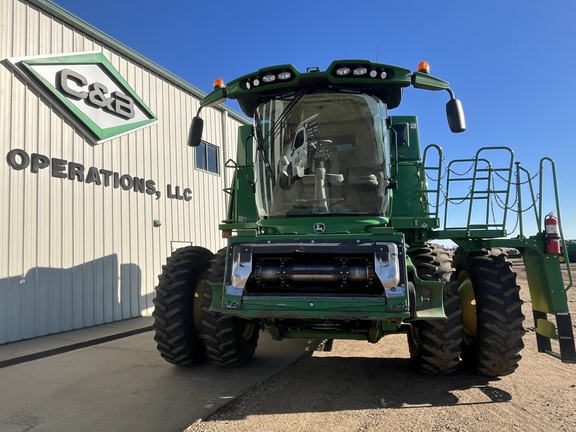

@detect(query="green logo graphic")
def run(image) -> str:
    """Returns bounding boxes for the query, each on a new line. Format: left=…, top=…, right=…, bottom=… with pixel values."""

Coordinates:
left=9, top=52, right=157, bottom=143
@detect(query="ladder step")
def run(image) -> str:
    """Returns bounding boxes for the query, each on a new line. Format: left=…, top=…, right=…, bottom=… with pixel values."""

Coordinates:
left=536, top=318, right=558, bottom=340
left=557, top=312, right=576, bottom=363
left=533, top=310, right=576, bottom=363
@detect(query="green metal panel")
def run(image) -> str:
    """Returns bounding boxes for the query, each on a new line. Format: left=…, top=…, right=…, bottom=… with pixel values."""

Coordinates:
left=222, top=125, right=258, bottom=229
left=256, top=216, right=389, bottom=235
left=391, top=115, right=421, bottom=161
left=390, top=162, right=426, bottom=218
left=389, top=116, right=424, bottom=219
left=240, top=296, right=408, bottom=320
left=406, top=257, right=446, bottom=320
left=389, top=116, right=439, bottom=236
left=522, top=246, right=570, bottom=314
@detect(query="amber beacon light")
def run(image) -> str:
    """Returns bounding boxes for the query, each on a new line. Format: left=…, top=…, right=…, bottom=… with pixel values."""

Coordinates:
left=417, top=61, right=430, bottom=74
left=213, top=78, right=225, bottom=89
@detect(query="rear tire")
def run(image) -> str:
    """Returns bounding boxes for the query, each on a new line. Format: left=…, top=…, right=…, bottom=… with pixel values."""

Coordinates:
left=407, top=243, right=462, bottom=374
left=454, top=249, right=525, bottom=376
left=152, top=246, right=214, bottom=366
left=200, top=249, right=260, bottom=367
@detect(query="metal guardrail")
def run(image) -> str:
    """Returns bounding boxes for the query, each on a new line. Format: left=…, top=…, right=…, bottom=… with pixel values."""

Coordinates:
left=422, top=144, right=573, bottom=291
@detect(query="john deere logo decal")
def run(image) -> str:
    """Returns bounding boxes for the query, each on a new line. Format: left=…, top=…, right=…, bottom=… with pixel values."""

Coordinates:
left=8, top=51, right=156, bottom=143
left=313, top=223, right=325, bottom=233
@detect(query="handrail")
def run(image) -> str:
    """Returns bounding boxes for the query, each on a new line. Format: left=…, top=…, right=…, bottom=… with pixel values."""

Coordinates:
left=539, top=158, right=573, bottom=291
left=421, top=144, right=443, bottom=220
left=433, top=147, right=572, bottom=291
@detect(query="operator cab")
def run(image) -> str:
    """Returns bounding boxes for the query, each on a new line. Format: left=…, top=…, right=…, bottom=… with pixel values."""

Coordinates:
left=254, top=90, right=392, bottom=218
left=187, top=59, right=466, bottom=224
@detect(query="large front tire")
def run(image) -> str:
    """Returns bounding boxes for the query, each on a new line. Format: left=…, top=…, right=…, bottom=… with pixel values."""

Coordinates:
left=152, top=246, right=214, bottom=366
left=407, top=243, right=462, bottom=375
left=200, top=249, right=260, bottom=367
left=454, top=250, right=525, bottom=376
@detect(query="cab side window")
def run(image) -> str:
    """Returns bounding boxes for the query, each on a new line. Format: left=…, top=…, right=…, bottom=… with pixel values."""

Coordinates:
left=294, top=130, right=305, bottom=150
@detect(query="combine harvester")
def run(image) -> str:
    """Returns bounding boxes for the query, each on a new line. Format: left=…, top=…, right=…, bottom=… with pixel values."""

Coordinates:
left=153, top=60, right=574, bottom=376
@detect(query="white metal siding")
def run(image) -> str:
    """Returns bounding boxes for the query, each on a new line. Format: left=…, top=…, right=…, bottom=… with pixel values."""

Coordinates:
left=0, top=0, right=247, bottom=343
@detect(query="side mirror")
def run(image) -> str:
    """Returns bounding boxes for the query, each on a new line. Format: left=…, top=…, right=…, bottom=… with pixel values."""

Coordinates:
left=446, top=99, right=466, bottom=133
left=187, top=116, right=204, bottom=147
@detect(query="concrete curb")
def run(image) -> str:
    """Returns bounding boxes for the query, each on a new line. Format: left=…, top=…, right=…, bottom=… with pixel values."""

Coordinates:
left=0, top=316, right=153, bottom=368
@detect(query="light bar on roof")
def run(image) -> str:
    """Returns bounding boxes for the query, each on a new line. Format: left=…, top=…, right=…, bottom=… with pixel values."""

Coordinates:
left=330, top=62, right=393, bottom=80
left=241, top=67, right=297, bottom=90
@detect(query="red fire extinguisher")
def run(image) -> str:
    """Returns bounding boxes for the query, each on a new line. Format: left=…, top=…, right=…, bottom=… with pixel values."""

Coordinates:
left=545, top=212, right=561, bottom=254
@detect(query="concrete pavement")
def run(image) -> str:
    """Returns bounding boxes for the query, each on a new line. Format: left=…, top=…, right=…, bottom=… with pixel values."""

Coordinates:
left=0, top=317, right=316, bottom=432
left=0, top=317, right=154, bottom=368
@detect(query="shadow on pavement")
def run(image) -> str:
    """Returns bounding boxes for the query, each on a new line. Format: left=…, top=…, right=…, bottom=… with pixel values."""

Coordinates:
left=209, top=354, right=510, bottom=420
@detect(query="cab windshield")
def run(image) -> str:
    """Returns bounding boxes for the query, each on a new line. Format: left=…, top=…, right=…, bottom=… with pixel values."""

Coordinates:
left=254, top=91, right=391, bottom=218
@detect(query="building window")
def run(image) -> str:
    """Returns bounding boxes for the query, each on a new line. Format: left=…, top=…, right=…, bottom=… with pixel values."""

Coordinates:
left=196, top=141, right=220, bottom=174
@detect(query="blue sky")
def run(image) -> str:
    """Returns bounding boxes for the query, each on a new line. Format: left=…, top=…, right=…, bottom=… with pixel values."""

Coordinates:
left=52, top=0, right=576, bottom=239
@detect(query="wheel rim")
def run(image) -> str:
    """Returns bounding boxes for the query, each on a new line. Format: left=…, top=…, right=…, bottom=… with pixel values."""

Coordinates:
left=457, top=271, right=477, bottom=339
left=242, top=322, right=256, bottom=341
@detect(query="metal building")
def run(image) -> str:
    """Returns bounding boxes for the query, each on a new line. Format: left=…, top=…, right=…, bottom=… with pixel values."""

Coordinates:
left=0, top=0, right=248, bottom=344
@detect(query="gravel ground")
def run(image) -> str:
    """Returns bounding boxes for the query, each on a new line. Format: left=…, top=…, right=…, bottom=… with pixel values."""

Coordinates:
left=185, top=260, right=576, bottom=432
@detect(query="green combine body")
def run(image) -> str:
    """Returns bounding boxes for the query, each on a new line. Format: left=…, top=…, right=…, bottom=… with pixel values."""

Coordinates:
left=153, top=60, right=575, bottom=375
